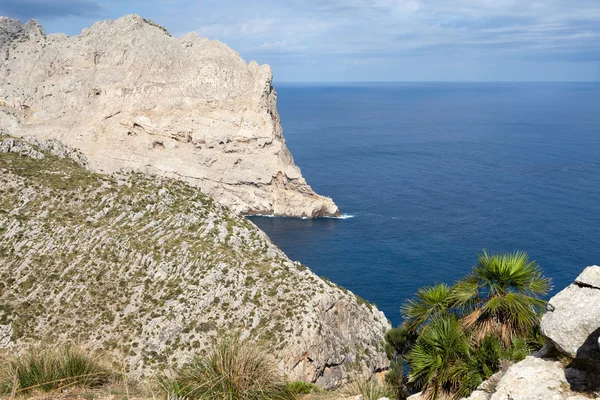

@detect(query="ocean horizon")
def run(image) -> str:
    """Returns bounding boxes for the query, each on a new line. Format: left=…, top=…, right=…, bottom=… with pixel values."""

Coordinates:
left=250, top=81, right=600, bottom=326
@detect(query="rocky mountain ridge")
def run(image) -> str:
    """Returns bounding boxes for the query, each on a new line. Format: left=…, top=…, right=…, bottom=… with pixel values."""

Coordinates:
left=0, top=15, right=339, bottom=218
left=0, top=136, right=388, bottom=388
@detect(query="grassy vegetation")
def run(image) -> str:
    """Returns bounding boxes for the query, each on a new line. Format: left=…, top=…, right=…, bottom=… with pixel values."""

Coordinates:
left=156, top=337, right=295, bottom=400
left=341, top=375, right=397, bottom=400
left=286, top=381, right=320, bottom=395
left=0, top=346, right=109, bottom=395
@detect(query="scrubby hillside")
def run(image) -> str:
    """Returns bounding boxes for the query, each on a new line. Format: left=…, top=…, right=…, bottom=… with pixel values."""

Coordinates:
left=0, top=137, right=389, bottom=388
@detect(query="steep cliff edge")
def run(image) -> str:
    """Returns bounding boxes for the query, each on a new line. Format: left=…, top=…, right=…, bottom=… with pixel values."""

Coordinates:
left=0, top=136, right=387, bottom=388
left=0, top=15, right=339, bottom=218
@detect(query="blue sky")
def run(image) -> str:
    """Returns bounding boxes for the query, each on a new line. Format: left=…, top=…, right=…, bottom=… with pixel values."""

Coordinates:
left=1, top=0, right=599, bottom=82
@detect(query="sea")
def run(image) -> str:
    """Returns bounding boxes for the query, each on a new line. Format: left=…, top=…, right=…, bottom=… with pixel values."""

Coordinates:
left=248, top=82, right=600, bottom=326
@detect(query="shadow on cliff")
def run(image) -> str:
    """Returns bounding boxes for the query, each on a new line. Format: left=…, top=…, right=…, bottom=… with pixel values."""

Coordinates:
left=564, top=326, right=600, bottom=392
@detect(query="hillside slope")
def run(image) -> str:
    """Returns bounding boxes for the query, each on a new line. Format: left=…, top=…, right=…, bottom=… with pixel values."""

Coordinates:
left=0, top=15, right=339, bottom=218
left=0, top=137, right=388, bottom=388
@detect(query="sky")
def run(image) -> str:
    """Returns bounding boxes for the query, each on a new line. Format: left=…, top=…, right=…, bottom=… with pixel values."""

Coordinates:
left=1, top=0, right=599, bottom=82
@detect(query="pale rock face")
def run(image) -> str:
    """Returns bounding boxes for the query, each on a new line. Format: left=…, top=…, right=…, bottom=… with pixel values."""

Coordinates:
left=541, top=266, right=600, bottom=359
left=460, top=357, right=590, bottom=400
left=489, top=357, right=588, bottom=400
left=0, top=15, right=339, bottom=218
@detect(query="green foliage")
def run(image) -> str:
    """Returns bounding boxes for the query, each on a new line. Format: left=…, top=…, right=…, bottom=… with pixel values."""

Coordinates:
left=401, top=283, right=453, bottom=332
left=286, top=380, right=319, bottom=395
left=452, top=250, right=551, bottom=344
left=386, top=250, right=551, bottom=400
left=407, top=315, right=472, bottom=399
left=383, top=326, right=414, bottom=399
left=156, top=336, right=294, bottom=400
left=0, top=346, right=109, bottom=394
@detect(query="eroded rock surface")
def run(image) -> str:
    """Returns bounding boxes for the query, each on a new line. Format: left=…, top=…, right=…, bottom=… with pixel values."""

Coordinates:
left=461, top=357, right=590, bottom=400
left=0, top=15, right=339, bottom=218
left=0, top=137, right=386, bottom=388
left=541, top=266, right=600, bottom=359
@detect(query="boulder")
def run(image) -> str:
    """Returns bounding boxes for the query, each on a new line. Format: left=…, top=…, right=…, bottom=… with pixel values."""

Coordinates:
left=488, top=357, right=588, bottom=400
left=541, top=266, right=600, bottom=359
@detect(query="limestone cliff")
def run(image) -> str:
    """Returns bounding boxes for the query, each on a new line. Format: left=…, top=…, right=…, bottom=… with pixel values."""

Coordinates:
left=0, top=137, right=387, bottom=388
left=0, top=15, right=339, bottom=218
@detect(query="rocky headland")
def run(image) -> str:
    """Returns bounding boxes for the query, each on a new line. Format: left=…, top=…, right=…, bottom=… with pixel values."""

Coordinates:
left=0, top=136, right=388, bottom=388
left=0, top=15, right=339, bottom=218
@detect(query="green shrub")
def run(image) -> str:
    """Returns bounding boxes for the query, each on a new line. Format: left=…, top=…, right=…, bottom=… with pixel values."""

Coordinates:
left=0, top=346, right=109, bottom=394
left=287, top=380, right=319, bottom=394
left=157, top=336, right=294, bottom=400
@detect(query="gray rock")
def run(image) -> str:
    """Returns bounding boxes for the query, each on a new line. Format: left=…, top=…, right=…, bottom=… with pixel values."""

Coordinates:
left=574, top=266, right=600, bottom=289
left=0, top=324, right=11, bottom=348
left=488, top=357, right=587, bottom=400
left=0, top=15, right=338, bottom=218
left=541, top=266, right=600, bottom=359
left=462, top=390, right=490, bottom=400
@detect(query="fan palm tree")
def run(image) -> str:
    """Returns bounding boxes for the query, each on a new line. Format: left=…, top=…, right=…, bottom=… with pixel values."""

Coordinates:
left=407, top=315, right=471, bottom=400
left=401, top=283, right=453, bottom=332
left=451, top=250, right=551, bottom=345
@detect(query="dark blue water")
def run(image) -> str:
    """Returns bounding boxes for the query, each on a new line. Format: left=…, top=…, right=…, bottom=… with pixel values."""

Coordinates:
left=249, top=82, right=600, bottom=326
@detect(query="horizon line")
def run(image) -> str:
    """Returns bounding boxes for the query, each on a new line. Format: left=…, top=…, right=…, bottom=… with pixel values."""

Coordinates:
left=274, top=80, right=600, bottom=84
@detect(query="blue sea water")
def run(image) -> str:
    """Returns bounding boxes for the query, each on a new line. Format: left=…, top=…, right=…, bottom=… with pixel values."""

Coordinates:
left=248, top=82, right=600, bottom=326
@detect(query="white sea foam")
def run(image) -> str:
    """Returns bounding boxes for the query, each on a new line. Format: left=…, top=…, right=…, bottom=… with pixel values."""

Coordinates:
left=248, top=214, right=355, bottom=220
left=330, top=214, right=355, bottom=219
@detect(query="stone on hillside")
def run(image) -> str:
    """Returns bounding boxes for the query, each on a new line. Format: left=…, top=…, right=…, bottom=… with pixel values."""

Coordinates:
left=487, top=357, right=588, bottom=400
left=462, top=390, right=490, bottom=400
left=461, top=356, right=596, bottom=400
left=0, top=15, right=339, bottom=218
left=541, top=266, right=600, bottom=359
left=0, top=324, right=11, bottom=348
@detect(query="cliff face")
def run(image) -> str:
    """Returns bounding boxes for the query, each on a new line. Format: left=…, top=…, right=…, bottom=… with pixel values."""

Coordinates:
left=0, top=137, right=388, bottom=388
left=0, top=15, right=339, bottom=218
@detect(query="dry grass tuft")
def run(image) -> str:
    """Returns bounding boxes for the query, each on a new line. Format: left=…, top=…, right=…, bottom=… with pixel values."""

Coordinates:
left=156, top=336, right=294, bottom=400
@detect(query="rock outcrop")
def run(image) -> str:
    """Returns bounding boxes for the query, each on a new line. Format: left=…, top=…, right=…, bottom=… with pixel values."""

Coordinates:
left=541, top=266, right=600, bottom=359
left=0, top=15, right=339, bottom=218
left=0, top=137, right=386, bottom=388
left=462, top=357, right=590, bottom=400
left=459, top=266, right=600, bottom=400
